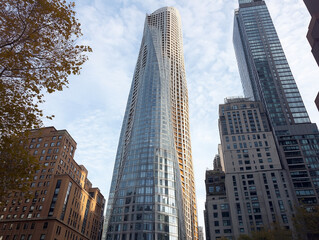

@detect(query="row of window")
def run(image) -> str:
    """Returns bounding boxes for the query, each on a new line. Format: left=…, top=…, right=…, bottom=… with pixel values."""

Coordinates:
left=226, top=133, right=267, bottom=142
left=31, top=135, right=62, bottom=143
left=30, top=141, right=61, bottom=149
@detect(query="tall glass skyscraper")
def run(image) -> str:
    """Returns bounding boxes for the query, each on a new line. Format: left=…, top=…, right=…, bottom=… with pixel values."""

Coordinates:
left=233, top=0, right=319, bottom=205
left=104, top=7, right=198, bottom=240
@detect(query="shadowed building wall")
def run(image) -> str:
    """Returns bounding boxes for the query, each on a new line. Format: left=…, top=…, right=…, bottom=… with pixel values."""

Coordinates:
left=303, top=0, right=319, bottom=111
left=304, top=0, right=319, bottom=66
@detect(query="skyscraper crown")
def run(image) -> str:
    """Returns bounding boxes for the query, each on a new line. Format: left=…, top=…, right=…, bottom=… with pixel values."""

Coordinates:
left=150, top=6, right=179, bottom=15
left=239, top=0, right=263, bottom=4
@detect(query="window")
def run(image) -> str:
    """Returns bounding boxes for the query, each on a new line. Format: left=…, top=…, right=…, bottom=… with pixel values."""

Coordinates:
left=222, top=212, right=230, bottom=218
left=223, top=220, right=231, bottom=226
left=60, top=182, right=72, bottom=220
left=40, top=234, right=45, bottom=240
left=282, top=214, right=289, bottom=224
left=221, top=204, right=229, bottom=210
left=43, top=222, right=48, bottom=229
left=56, top=225, right=61, bottom=235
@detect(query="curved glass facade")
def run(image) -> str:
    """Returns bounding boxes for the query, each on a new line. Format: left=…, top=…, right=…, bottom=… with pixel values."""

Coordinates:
left=104, top=7, right=197, bottom=240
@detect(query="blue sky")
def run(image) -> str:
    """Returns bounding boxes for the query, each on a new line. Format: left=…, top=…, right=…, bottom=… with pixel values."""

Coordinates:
left=42, top=0, right=319, bottom=231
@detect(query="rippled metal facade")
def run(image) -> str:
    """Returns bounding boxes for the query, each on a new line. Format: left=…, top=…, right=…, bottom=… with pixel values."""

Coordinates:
left=103, top=7, right=197, bottom=240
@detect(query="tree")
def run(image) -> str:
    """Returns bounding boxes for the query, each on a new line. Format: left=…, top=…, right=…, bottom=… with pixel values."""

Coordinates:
left=238, top=235, right=252, bottom=240
left=250, top=230, right=273, bottom=240
left=0, top=0, right=91, bottom=198
left=0, top=135, right=39, bottom=204
left=293, top=205, right=319, bottom=240
left=0, top=0, right=91, bottom=136
left=238, top=223, right=292, bottom=240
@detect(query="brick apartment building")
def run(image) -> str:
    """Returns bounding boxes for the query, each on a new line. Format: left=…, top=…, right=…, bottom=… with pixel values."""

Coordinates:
left=0, top=127, right=105, bottom=240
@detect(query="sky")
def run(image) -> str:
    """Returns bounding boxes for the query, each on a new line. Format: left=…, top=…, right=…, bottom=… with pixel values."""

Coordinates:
left=42, top=0, right=319, bottom=232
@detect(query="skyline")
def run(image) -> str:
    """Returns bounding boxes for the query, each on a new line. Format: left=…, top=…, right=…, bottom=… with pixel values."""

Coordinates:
left=41, top=0, right=319, bottom=230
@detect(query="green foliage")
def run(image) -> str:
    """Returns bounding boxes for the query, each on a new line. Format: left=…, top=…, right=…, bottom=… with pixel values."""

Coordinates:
left=238, top=223, right=292, bottom=240
left=238, top=235, right=252, bottom=240
left=0, top=0, right=91, bottom=137
left=0, top=135, right=39, bottom=204
left=293, top=205, right=319, bottom=240
left=0, top=0, right=90, bottom=198
left=251, top=230, right=273, bottom=240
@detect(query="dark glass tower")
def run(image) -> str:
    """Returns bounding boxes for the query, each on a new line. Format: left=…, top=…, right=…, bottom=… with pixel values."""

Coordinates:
left=103, top=7, right=198, bottom=240
left=233, top=0, right=319, bottom=205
